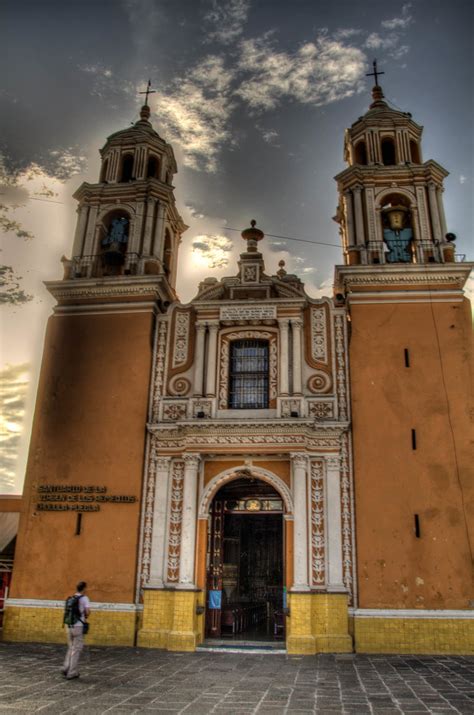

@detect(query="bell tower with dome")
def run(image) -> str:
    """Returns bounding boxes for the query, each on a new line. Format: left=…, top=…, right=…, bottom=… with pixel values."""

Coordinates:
left=334, top=67, right=474, bottom=653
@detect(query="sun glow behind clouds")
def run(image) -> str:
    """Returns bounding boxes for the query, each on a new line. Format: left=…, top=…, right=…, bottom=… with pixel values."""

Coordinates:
left=192, top=234, right=234, bottom=268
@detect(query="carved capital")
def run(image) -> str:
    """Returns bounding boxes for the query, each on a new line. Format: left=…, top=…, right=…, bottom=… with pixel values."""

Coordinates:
left=206, top=320, right=220, bottom=332
left=183, top=453, right=201, bottom=470
left=290, top=318, right=303, bottom=330
left=291, top=452, right=308, bottom=470
left=156, top=457, right=172, bottom=472
left=196, top=323, right=207, bottom=334
left=278, top=319, right=289, bottom=331
left=325, top=455, right=341, bottom=470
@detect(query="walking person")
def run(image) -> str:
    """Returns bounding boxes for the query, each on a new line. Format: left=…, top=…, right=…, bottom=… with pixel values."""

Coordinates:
left=62, top=581, right=90, bottom=680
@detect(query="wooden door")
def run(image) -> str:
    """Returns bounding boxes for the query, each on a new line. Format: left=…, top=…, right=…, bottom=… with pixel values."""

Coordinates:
left=205, top=500, right=224, bottom=637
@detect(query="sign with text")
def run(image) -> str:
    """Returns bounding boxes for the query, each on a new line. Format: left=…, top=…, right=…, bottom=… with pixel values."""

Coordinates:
left=219, top=306, right=277, bottom=321
left=36, top=485, right=137, bottom=512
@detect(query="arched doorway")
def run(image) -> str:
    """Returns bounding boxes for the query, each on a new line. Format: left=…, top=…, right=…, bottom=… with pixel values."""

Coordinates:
left=205, top=477, right=286, bottom=642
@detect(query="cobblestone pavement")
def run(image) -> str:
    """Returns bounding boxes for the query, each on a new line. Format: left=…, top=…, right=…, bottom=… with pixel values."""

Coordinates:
left=0, top=643, right=473, bottom=714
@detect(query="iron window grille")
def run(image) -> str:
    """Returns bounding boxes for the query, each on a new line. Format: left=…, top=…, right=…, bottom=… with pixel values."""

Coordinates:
left=228, top=339, right=269, bottom=409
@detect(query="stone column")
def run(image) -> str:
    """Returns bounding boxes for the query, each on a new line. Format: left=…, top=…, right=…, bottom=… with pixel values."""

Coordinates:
left=291, top=318, right=303, bottom=395
left=291, top=453, right=310, bottom=591
left=178, top=454, right=201, bottom=588
left=353, top=186, right=365, bottom=246
left=343, top=191, right=355, bottom=247
left=142, top=198, right=156, bottom=256
left=437, top=187, right=448, bottom=238
left=325, top=456, right=346, bottom=592
left=279, top=319, right=290, bottom=396
left=428, top=182, right=442, bottom=243
left=130, top=200, right=145, bottom=255
left=153, top=202, right=166, bottom=257
left=148, top=456, right=172, bottom=587
left=193, top=323, right=206, bottom=396
left=82, top=204, right=99, bottom=256
left=205, top=321, right=219, bottom=397
left=71, top=205, right=89, bottom=257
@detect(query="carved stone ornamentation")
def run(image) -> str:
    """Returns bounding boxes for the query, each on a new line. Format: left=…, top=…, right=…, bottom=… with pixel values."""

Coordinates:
left=243, top=265, right=258, bottom=282
left=192, top=400, right=213, bottom=418
left=139, top=440, right=158, bottom=589
left=280, top=399, right=301, bottom=418
left=307, top=370, right=332, bottom=394
left=166, top=460, right=185, bottom=582
left=310, top=460, right=326, bottom=586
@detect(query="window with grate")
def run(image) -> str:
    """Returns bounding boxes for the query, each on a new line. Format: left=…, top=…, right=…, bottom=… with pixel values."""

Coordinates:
left=229, top=339, right=269, bottom=409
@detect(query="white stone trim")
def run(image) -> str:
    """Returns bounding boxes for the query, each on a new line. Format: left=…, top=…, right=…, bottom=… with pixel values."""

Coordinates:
left=5, top=598, right=143, bottom=612
left=198, top=463, right=294, bottom=518
left=349, top=608, right=474, bottom=619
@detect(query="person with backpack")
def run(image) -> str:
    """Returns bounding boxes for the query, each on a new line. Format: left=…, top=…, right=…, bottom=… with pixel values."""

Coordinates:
left=61, top=581, right=90, bottom=679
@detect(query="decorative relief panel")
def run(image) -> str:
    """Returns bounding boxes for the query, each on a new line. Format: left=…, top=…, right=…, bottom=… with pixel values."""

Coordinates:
left=218, top=330, right=278, bottom=409
left=340, top=432, right=355, bottom=606
left=311, top=307, right=328, bottom=362
left=172, top=311, right=190, bottom=368
left=334, top=314, right=348, bottom=421
left=166, top=460, right=184, bottom=582
left=162, top=400, right=188, bottom=421
left=192, top=399, right=213, bottom=418
left=168, top=376, right=191, bottom=397
left=139, top=441, right=158, bottom=589
left=167, top=308, right=195, bottom=394
left=310, top=460, right=326, bottom=586
left=151, top=320, right=168, bottom=422
left=280, top=398, right=302, bottom=418
left=307, top=370, right=332, bottom=394
left=308, top=400, right=334, bottom=420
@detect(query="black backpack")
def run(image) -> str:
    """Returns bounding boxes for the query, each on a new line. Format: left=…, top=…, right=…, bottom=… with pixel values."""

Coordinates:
left=63, top=594, right=83, bottom=626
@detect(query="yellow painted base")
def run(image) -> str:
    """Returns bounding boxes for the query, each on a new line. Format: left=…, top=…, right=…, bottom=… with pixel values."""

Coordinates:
left=137, top=588, right=204, bottom=652
left=2, top=606, right=137, bottom=646
left=287, top=592, right=352, bottom=655
left=354, top=617, right=474, bottom=654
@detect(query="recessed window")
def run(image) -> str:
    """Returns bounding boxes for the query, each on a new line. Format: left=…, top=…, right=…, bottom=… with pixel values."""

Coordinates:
left=381, top=137, right=396, bottom=165
left=229, top=340, right=269, bottom=409
left=354, top=140, right=367, bottom=165
left=120, top=154, right=134, bottom=182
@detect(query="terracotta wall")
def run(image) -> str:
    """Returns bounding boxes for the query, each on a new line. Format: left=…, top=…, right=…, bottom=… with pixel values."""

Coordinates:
left=10, top=310, right=155, bottom=604
left=350, top=298, right=473, bottom=609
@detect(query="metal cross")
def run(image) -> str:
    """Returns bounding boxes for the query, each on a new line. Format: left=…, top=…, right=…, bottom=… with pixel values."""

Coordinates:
left=139, top=79, right=156, bottom=105
left=366, top=59, right=385, bottom=86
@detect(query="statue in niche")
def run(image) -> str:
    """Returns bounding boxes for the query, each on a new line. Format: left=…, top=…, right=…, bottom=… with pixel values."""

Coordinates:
left=101, top=217, right=129, bottom=247
left=382, top=205, right=413, bottom=263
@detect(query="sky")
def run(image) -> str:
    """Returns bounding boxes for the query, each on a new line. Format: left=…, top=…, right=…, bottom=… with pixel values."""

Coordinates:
left=0, top=0, right=473, bottom=493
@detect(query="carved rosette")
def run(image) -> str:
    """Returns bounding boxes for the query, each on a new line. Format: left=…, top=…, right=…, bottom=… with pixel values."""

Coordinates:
left=218, top=330, right=278, bottom=409
left=162, top=401, right=188, bottom=421
left=340, top=432, right=355, bottom=605
left=151, top=320, right=168, bottom=421
left=310, top=460, right=326, bottom=586
left=166, top=460, right=185, bottom=582
left=334, top=314, right=348, bottom=421
left=308, top=400, right=334, bottom=420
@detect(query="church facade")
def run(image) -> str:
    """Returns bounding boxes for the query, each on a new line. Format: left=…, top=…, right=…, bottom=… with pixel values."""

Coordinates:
left=3, top=84, right=473, bottom=654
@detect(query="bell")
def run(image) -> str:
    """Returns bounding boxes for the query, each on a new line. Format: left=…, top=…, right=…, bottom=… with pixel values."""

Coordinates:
left=102, top=242, right=125, bottom=266
left=384, top=205, right=408, bottom=231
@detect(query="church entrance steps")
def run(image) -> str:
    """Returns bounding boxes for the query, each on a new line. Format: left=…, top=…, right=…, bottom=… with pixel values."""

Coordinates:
left=197, top=640, right=286, bottom=654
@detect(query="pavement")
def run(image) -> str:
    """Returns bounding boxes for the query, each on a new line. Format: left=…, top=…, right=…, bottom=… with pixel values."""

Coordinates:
left=0, top=642, right=473, bottom=714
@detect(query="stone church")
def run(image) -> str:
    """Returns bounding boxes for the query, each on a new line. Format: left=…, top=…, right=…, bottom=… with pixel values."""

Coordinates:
left=3, top=80, right=473, bottom=654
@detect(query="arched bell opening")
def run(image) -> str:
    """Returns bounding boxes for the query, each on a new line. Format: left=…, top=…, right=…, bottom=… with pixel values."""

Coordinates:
left=380, top=193, right=415, bottom=264
left=98, top=209, right=131, bottom=275
left=163, top=229, right=173, bottom=278
left=410, top=139, right=421, bottom=164
left=381, top=137, right=396, bottom=165
left=100, top=158, right=109, bottom=183
left=146, top=155, right=160, bottom=179
left=354, top=140, right=368, bottom=166
left=119, top=153, right=135, bottom=182
left=205, top=476, right=286, bottom=643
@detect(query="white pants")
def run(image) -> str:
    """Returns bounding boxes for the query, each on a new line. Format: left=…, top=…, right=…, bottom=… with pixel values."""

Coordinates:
left=63, top=623, right=84, bottom=676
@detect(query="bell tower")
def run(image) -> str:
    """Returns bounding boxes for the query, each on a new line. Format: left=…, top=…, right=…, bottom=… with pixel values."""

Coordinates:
left=334, top=62, right=456, bottom=267
left=64, top=101, right=187, bottom=304
left=6, top=98, right=188, bottom=628
left=334, top=66, right=474, bottom=652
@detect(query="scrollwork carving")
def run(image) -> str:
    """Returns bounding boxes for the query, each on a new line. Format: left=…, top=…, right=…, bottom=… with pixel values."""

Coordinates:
left=308, top=371, right=332, bottom=394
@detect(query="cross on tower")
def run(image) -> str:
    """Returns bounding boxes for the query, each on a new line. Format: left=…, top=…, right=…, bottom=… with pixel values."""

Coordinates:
left=366, top=59, right=385, bottom=86
left=139, top=79, right=156, bottom=105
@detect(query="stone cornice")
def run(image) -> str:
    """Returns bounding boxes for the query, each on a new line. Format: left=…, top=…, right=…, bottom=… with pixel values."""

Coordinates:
left=334, top=263, right=473, bottom=297
left=45, top=275, right=177, bottom=306
left=334, top=160, right=449, bottom=187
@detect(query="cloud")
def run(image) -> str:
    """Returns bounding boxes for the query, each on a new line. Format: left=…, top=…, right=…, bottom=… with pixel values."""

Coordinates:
left=155, top=56, right=236, bottom=172
left=236, top=34, right=366, bottom=111
left=204, top=0, right=250, bottom=43
left=365, top=33, right=409, bottom=59
left=261, top=129, right=279, bottom=144
left=185, top=204, right=206, bottom=219
left=0, top=363, right=29, bottom=493
left=381, top=3, right=413, bottom=31
left=459, top=175, right=468, bottom=185
left=192, top=234, right=233, bottom=268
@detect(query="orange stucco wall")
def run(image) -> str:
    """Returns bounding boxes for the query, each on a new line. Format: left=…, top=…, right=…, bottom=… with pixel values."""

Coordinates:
left=350, top=298, right=473, bottom=609
left=10, top=310, right=155, bottom=604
